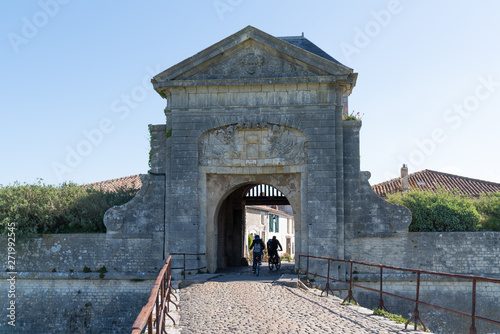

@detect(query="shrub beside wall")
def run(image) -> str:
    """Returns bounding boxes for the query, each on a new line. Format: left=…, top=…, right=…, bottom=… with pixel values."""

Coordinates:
left=0, top=181, right=137, bottom=239
left=475, top=192, right=500, bottom=231
left=387, top=189, right=480, bottom=232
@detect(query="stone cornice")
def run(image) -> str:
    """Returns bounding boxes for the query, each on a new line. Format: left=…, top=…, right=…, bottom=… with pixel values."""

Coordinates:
left=154, top=74, right=356, bottom=89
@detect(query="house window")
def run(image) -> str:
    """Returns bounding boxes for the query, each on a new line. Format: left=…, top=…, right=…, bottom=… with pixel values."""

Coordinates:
left=269, top=214, right=279, bottom=232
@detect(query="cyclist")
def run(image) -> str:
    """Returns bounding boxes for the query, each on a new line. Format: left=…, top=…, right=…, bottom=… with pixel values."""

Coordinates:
left=268, top=236, right=283, bottom=265
left=249, top=235, right=265, bottom=273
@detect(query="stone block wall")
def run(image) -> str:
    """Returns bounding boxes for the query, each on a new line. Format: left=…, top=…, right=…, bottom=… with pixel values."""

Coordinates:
left=166, top=82, right=339, bottom=109
left=162, top=79, right=347, bottom=271
left=104, top=173, right=165, bottom=240
left=2, top=234, right=162, bottom=274
left=0, top=234, right=163, bottom=333
left=339, top=232, right=500, bottom=333
left=348, top=232, right=500, bottom=275
left=343, top=122, right=412, bottom=242
left=0, top=278, right=153, bottom=334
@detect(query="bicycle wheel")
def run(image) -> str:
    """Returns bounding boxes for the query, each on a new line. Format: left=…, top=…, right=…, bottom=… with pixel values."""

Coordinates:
left=256, top=262, right=260, bottom=276
left=269, top=256, right=274, bottom=270
left=276, top=256, right=281, bottom=270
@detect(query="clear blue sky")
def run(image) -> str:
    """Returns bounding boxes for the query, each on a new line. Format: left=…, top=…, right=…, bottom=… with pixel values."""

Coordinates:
left=1, top=1, right=499, bottom=186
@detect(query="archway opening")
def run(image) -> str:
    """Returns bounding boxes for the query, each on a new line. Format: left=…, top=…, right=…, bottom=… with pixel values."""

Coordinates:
left=216, top=183, right=295, bottom=269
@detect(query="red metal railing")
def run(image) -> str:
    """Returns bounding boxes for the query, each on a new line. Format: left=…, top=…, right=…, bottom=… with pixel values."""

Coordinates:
left=170, top=252, right=206, bottom=279
left=298, top=254, right=500, bottom=333
left=131, top=255, right=178, bottom=334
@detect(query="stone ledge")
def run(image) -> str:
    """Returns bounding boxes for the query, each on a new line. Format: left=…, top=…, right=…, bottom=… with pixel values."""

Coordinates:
left=156, top=75, right=350, bottom=88
left=0, top=271, right=158, bottom=280
left=350, top=272, right=500, bottom=282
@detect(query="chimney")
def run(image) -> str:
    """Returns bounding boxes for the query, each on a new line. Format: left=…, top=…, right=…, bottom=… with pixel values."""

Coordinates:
left=401, top=164, right=409, bottom=191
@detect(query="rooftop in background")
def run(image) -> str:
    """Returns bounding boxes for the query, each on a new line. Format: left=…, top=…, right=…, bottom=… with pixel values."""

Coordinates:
left=246, top=205, right=293, bottom=217
left=83, top=174, right=142, bottom=192
left=372, top=169, right=500, bottom=198
left=278, top=34, right=347, bottom=67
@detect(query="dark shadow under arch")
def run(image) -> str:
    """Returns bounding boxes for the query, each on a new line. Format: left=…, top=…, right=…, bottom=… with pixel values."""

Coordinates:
left=215, top=182, right=295, bottom=269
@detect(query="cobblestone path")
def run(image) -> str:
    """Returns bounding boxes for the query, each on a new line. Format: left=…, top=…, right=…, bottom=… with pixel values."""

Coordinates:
left=177, top=264, right=426, bottom=334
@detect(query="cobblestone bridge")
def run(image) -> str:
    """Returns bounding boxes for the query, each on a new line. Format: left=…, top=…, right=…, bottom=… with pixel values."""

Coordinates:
left=165, top=263, right=429, bottom=334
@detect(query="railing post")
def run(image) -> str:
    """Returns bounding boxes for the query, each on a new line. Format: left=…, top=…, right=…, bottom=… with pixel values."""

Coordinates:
left=414, top=272, right=420, bottom=331
left=148, top=313, right=153, bottom=334
left=321, top=258, right=334, bottom=297
left=342, top=261, right=357, bottom=304
left=377, top=267, right=388, bottom=311
left=155, top=292, right=160, bottom=334
left=306, top=256, right=310, bottom=284
left=405, top=272, right=426, bottom=331
left=162, top=271, right=166, bottom=333
left=470, top=279, right=477, bottom=334
left=298, top=255, right=301, bottom=282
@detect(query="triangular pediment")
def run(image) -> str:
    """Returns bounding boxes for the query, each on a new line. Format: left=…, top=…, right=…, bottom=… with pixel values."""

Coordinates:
left=153, top=26, right=354, bottom=86
left=175, top=39, right=331, bottom=81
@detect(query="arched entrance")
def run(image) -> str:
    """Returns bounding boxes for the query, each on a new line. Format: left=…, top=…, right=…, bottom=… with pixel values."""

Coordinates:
left=214, top=183, right=294, bottom=269
left=203, top=173, right=304, bottom=273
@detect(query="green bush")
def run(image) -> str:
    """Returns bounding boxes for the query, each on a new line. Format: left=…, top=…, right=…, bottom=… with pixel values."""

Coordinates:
left=0, top=180, right=137, bottom=240
left=387, top=189, right=480, bottom=232
left=475, top=192, right=500, bottom=231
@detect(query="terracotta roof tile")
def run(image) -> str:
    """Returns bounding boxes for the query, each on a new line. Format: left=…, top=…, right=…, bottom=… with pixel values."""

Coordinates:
left=372, top=170, right=500, bottom=198
left=83, top=174, right=142, bottom=192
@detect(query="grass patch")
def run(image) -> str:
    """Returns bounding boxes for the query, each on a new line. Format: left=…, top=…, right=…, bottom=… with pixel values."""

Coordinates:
left=341, top=299, right=359, bottom=306
left=373, top=308, right=428, bottom=331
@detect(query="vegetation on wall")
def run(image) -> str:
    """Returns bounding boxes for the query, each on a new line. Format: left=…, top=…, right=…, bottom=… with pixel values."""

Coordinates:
left=475, top=192, right=500, bottom=231
left=0, top=180, right=138, bottom=240
left=342, top=110, right=363, bottom=121
left=148, top=124, right=156, bottom=172
left=386, top=189, right=500, bottom=232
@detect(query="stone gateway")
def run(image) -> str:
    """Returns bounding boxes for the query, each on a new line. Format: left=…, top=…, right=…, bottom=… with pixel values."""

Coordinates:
left=3, top=26, right=499, bottom=334
left=104, top=26, right=410, bottom=274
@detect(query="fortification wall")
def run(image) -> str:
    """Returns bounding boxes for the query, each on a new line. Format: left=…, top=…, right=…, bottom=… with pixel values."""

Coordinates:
left=0, top=277, right=153, bottom=334
left=341, top=232, right=500, bottom=333
left=0, top=233, right=163, bottom=333
left=348, top=232, right=500, bottom=275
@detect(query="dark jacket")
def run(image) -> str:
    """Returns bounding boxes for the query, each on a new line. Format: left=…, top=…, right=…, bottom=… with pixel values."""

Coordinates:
left=250, top=238, right=265, bottom=254
left=271, top=238, right=282, bottom=252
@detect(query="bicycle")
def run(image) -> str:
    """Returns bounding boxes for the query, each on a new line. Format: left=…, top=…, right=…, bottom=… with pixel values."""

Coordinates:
left=268, top=252, right=281, bottom=270
left=252, top=254, right=262, bottom=276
